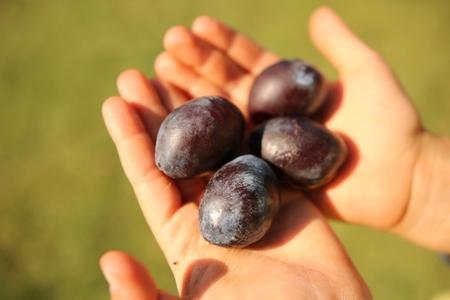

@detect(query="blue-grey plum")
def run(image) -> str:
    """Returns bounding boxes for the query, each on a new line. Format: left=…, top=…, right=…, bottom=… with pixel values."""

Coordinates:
left=249, top=59, right=327, bottom=124
left=155, top=96, right=245, bottom=179
left=251, top=117, right=347, bottom=189
left=199, top=155, right=280, bottom=248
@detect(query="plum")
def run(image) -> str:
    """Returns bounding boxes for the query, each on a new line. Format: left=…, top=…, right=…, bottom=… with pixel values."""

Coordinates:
left=249, top=59, right=327, bottom=124
left=251, top=117, right=347, bottom=189
left=199, top=154, right=280, bottom=248
left=155, top=96, right=245, bottom=179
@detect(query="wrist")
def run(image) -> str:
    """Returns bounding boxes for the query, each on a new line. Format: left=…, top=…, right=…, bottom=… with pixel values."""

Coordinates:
left=393, top=132, right=450, bottom=252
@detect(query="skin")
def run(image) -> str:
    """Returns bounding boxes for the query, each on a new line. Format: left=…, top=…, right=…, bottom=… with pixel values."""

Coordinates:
left=100, top=6, right=450, bottom=299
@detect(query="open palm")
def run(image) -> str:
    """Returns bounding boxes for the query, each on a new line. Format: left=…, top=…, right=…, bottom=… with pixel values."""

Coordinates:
left=101, top=8, right=375, bottom=299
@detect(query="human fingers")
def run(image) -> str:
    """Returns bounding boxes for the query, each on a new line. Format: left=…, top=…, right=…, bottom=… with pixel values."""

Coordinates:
left=100, top=250, right=177, bottom=300
left=102, top=97, right=182, bottom=243
left=163, top=26, right=248, bottom=90
left=191, top=16, right=279, bottom=75
left=154, top=52, right=229, bottom=99
left=116, top=69, right=168, bottom=139
left=309, top=6, right=388, bottom=77
left=151, top=78, right=190, bottom=111
left=156, top=52, right=251, bottom=117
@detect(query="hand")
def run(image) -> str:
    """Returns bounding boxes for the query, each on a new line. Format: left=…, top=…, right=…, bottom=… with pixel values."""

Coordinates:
left=152, top=7, right=450, bottom=251
left=101, top=66, right=370, bottom=298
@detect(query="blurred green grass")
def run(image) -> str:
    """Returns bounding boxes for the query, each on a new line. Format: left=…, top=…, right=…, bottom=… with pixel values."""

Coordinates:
left=0, top=0, right=449, bottom=299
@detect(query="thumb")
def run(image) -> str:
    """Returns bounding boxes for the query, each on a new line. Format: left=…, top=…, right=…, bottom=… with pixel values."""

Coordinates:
left=309, top=6, right=383, bottom=76
left=100, top=250, right=178, bottom=300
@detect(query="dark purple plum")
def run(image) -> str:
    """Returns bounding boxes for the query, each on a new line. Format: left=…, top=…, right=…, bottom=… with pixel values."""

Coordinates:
left=199, top=154, right=280, bottom=248
left=155, top=96, right=245, bottom=179
left=249, top=59, right=327, bottom=124
left=251, top=117, right=347, bottom=189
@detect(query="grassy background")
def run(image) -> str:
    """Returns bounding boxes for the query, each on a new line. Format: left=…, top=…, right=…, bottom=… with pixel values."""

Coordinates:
left=1, top=0, right=449, bottom=299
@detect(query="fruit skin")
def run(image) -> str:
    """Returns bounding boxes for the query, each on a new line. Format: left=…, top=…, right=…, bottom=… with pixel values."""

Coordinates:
left=248, top=59, right=327, bottom=124
left=155, top=96, right=245, bottom=179
left=199, top=154, right=280, bottom=248
left=251, top=117, right=347, bottom=189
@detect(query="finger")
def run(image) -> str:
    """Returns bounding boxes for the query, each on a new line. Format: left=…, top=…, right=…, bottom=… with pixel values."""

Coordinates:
left=151, top=78, right=190, bottom=111
left=163, top=26, right=247, bottom=89
left=191, top=16, right=279, bottom=75
left=117, top=69, right=168, bottom=139
left=102, top=97, right=182, bottom=239
left=155, top=52, right=250, bottom=117
left=309, top=6, right=386, bottom=76
left=100, top=251, right=158, bottom=300
left=100, top=251, right=178, bottom=300
left=154, top=52, right=228, bottom=99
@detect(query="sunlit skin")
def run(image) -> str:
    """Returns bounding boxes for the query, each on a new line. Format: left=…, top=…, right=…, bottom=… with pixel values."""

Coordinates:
left=100, top=6, right=450, bottom=299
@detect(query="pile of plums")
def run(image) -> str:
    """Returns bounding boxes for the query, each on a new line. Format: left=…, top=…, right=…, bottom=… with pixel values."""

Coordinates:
left=155, top=59, right=347, bottom=248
